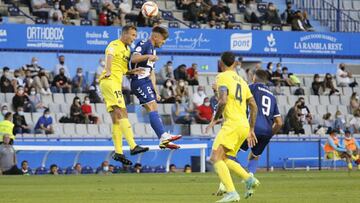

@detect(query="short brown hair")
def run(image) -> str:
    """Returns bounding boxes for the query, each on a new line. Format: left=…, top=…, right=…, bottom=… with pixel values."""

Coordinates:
left=152, top=26, right=169, bottom=39
left=221, top=51, right=235, bottom=67
left=254, top=69, right=268, bottom=83
left=122, top=25, right=137, bottom=33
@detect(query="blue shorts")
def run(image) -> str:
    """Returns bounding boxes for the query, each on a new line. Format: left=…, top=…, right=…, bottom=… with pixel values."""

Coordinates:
left=240, top=134, right=272, bottom=156
left=131, top=79, right=156, bottom=105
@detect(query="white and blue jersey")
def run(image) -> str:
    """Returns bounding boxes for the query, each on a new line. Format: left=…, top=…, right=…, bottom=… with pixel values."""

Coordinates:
left=130, top=40, right=157, bottom=104
left=240, top=82, right=280, bottom=156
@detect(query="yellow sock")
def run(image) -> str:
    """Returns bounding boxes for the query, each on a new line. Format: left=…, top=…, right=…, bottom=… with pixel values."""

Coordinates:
left=119, top=118, right=137, bottom=150
left=348, top=163, right=353, bottom=170
left=214, top=161, right=235, bottom=193
left=224, top=158, right=251, bottom=180
left=112, top=123, right=123, bottom=154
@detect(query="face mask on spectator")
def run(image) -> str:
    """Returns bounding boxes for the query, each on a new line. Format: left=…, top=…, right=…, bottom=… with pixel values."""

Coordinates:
left=85, top=100, right=90, bottom=105
left=76, top=99, right=81, bottom=103
left=30, top=90, right=36, bottom=95
left=166, top=81, right=172, bottom=87
left=103, top=166, right=109, bottom=171
left=4, top=72, right=10, bottom=79
left=44, top=114, right=50, bottom=118
left=179, top=81, right=185, bottom=87
left=77, top=73, right=82, bottom=77
left=204, top=102, right=210, bottom=107
left=196, top=2, right=201, bottom=6
left=33, top=60, right=38, bottom=65
left=18, top=111, right=24, bottom=116
left=198, top=90, right=205, bottom=96
left=2, top=110, right=8, bottom=115
left=55, top=4, right=59, bottom=9
left=356, top=96, right=359, bottom=100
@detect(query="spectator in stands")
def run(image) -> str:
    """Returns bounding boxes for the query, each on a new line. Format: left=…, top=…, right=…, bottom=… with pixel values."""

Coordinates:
left=133, top=163, right=142, bottom=173
left=98, top=6, right=108, bottom=26
left=0, top=134, right=23, bottom=175
left=0, top=67, right=14, bottom=93
left=21, top=160, right=31, bottom=175
left=0, top=105, right=8, bottom=121
left=54, top=55, right=70, bottom=78
left=176, top=0, right=191, bottom=10
left=324, top=130, right=352, bottom=170
left=184, top=164, right=192, bottom=173
left=13, top=107, right=31, bottom=135
left=96, top=58, right=105, bottom=79
left=172, top=96, right=193, bottom=124
left=297, top=97, right=312, bottom=124
left=31, top=0, right=50, bottom=19
left=174, top=64, right=188, bottom=81
left=192, top=86, right=207, bottom=108
left=284, top=101, right=304, bottom=134
left=89, top=77, right=103, bottom=103
left=187, top=0, right=207, bottom=23
left=81, top=96, right=99, bottom=124
left=321, top=73, right=340, bottom=96
left=70, top=96, right=85, bottom=124
left=28, top=87, right=46, bottom=113
left=22, top=57, right=51, bottom=95
left=49, top=1, right=63, bottom=25
left=265, top=62, right=273, bottom=83
left=187, top=63, right=199, bottom=86
left=334, top=110, right=346, bottom=134
left=281, top=1, right=295, bottom=24
left=195, top=97, right=213, bottom=124
left=51, top=67, right=72, bottom=93
left=159, top=61, right=175, bottom=84
left=160, top=79, right=176, bottom=104
left=245, top=0, right=263, bottom=24
left=75, top=0, right=90, bottom=19
left=49, top=164, right=59, bottom=175
left=336, top=63, right=357, bottom=87
left=60, top=0, right=80, bottom=19
left=12, top=69, right=25, bottom=90
left=350, top=109, right=360, bottom=134
left=122, top=76, right=131, bottom=105
left=281, top=67, right=294, bottom=86
left=72, top=163, right=82, bottom=175
left=322, top=113, right=333, bottom=134
left=169, top=164, right=177, bottom=173
left=209, top=83, right=218, bottom=112
left=0, top=113, right=15, bottom=144
left=72, top=67, right=87, bottom=93
left=263, top=2, right=281, bottom=25
left=12, top=86, right=33, bottom=112
left=235, top=57, right=247, bottom=82
left=311, top=74, right=322, bottom=95
left=120, top=163, right=131, bottom=173
left=350, top=92, right=360, bottom=114
left=97, top=161, right=111, bottom=175
left=342, top=130, right=360, bottom=170
left=302, top=11, right=314, bottom=31
left=204, top=19, right=217, bottom=29
left=34, top=109, right=54, bottom=134
left=291, top=10, right=307, bottom=31
left=23, top=70, right=34, bottom=94
left=175, top=79, right=189, bottom=100
left=119, top=0, right=137, bottom=26
left=271, top=63, right=283, bottom=86
left=209, top=0, right=229, bottom=22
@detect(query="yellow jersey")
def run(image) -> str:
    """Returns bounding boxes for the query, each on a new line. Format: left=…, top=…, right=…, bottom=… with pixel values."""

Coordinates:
left=100, top=39, right=130, bottom=81
left=216, top=70, right=253, bottom=125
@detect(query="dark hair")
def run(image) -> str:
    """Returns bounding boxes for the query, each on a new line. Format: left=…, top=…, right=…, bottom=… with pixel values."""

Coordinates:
left=44, top=108, right=50, bottom=114
left=169, top=164, right=176, bottom=168
left=4, top=112, right=12, bottom=120
left=313, top=74, right=319, bottom=79
left=3, top=66, right=9, bottom=72
left=254, top=69, right=268, bottom=83
left=167, top=61, right=172, bottom=64
left=17, top=85, right=24, bottom=90
left=50, top=164, right=57, bottom=169
left=152, top=26, right=169, bottom=39
left=21, top=160, right=28, bottom=165
left=134, top=163, right=142, bottom=168
left=73, top=96, right=80, bottom=105
left=221, top=51, right=235, bottom=67
left=122, top=25, right=137, bottom=33
left=163, top=79, right=173, bottom=88
left=282, top=67, right=288, bottom=71
left=184, top=164, right=191, bottom=168
left=266, top=62, right=273, bottom=70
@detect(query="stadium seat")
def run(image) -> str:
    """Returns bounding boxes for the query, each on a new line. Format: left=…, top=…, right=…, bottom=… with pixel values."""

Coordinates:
left=272, top=25, right=282, bottom=31
left=90, top=0, right=100, bottom=8
left=303, top=125, right=312, bottom=135
left=5, top=93, right=14, bottom=103
left=60, top=104, right=71, bottom=115
left=168, top=21, right=179, bottom=28
left=276, top=95, right=288, bottom=105
left=87, top=124, right=99, bottom=137
left=102, top=113, right=112, bottom=124
left=49, top=103, right=61, bottom=113
left=329, top=95, right=340, bottom=105
left=53, top=124, right=64, bottom=135
left=327, top=105, right=337, bottom=114
left=198, top=75, right=208, bottom=86
left=35, top=167, right=48, bottom=175
left=95, top=103, right=107, bottom=115
left=133, top=123, right=146, bottom=137
left=161, top=11, right=173, bottom=21
left=82, top=166, right=94, bottom=174
left=163, top=104, right=173, bottom=114
left=189, top=23, right=201, bottom=29
left=281, top=87, right=290, bottom=95
left=309, top=95, right=320, bottom=105
left=65, top=93, right=76, bottom=104
left=63, top=123, right=76, bottom=136
left=141, top=165, right=155, bottom=173
left=154, top=165, right=166, bottom=173
left=52, top=93, right=65, bottom=104
left=8, top=6, right=19, bottom=16
left=288, top=96, right=299, bottom=106
left=165, top=1, right=176, bottom=9
left=40, top=94, right=53, bottom=105
left=76, top=93, right=87, bottom=100
left=145, top=124, right=157, bottom=138
left=32, top=113, right=43, bottom=124
left=316, top=105, right=327, bottom=116
left=35, top=18, right=47, bottom=24
left=76, top=124, right=88, bottom=137
left=319, top=96, right=330, bottom=105
left=205, top=86, right=213, bottom=95
left=0, top=93, right=5, bottom=103
left=342, top=87, right=352, bottom=96
left=251, top=24, right=261, bottom=30
left=128, top=113, right=138, bottom=125
left=80, top=19, right=92, bottom=26
left=98, top=124, right=111, bottom=137
left=237, top=3, right=246, bottom=12
left=190, top=124, right=202, bottom=136
left=23, top=112, right=33, bottom=125
left=337, top=105, right=348, bottom=114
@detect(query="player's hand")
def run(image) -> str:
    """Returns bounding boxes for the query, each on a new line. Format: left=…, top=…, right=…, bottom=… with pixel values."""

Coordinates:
left=205, top=120, right=216, bottom=134
left=148, top=55, right=159, bottom=62
left=247, top=129, right=258, bottom=148
left=104, top=70, right=111, bottom=78
left=156, top=94, right=161, bottom=101
left=128, top=68, right=145, bottom=75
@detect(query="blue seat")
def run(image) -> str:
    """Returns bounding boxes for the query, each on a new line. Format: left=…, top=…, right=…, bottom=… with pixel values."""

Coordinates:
left=112, top=0, right=120, bottom=7
left=189, top=23, right=200, bottom=29
left=133, top=0, right=145, bottom=9
left=90, top=0, right=100, bottom=8
left=155, top=165, right=166, bottom=173
left=35, top=167, right=48, bottom=175
left=35, top=18, right=47, bottom=24
left=238, top=3, right=246, bottom=12
left=228, top=14, right=235, bottom=22
left=80, top=19, right=92, bottom=26
left=168, top=21, right=179, bottom=28
left=272, top=25, right=282, bottom=31
left=8, top=6, right=20, bottom=16
left=65, top=167, right=74, bottom=174
left=81, top=166, right=94, bottom=174
left=162, top=11, right=174, bottom=21
left=141, top=165, right=155, bottom=173
left=257, top=3, right=267, bottom=13
left=252, top=24, right=261, bottom=30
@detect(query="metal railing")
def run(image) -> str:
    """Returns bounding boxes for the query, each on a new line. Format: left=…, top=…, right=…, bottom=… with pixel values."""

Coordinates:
left=292, top=0, right=360, bottom=32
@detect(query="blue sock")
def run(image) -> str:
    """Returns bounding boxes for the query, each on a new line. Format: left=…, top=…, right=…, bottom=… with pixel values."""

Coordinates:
left=247, top=159, right=258, bottom=174
left=149, top=111, right=165, bottom=139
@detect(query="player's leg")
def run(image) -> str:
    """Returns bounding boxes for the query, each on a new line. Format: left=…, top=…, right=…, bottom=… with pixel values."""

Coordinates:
left=210, top=145, right=240, bottom=202
left=143, top=101, right=181, bottom=149
left=247, top=135, right=271, bottom=174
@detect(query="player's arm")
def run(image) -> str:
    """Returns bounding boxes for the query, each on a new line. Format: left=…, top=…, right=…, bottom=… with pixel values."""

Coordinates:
left=205, top=86, right=227, bottom=133
left=272, top=116, right=283, bottom=135
left=104, top=53, right=113, bottom=78
left=247, top=97, right=258, bottom=131
left=131, top=53, right=158, bottom=63
left=150, top=70, right=160, bottom=101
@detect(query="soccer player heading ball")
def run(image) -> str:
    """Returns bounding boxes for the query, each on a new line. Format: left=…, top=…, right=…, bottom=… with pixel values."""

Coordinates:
left=130, top=26, right=182, bottom=149
left=99, top=25, right=149, bottom=165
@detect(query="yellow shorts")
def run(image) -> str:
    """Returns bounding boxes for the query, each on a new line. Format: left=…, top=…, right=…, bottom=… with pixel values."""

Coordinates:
left=99, top=76, right=125, bottom=112
left=212, top=121, right=250, bottom=157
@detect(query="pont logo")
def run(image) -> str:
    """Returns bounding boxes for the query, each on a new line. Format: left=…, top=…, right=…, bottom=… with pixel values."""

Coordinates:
left=230, top=33, right=252, bottom=51
left=26, top=26, right=64, bottom=41
left=0, top=29, right=7, bottom=37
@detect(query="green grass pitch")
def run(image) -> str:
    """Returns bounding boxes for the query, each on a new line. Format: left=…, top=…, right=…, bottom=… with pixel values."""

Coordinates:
left=0, top=171, right=359, bottom=203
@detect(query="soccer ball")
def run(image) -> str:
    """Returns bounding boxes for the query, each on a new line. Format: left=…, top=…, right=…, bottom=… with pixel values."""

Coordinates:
left=141, top=1, right=159, bottom=18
